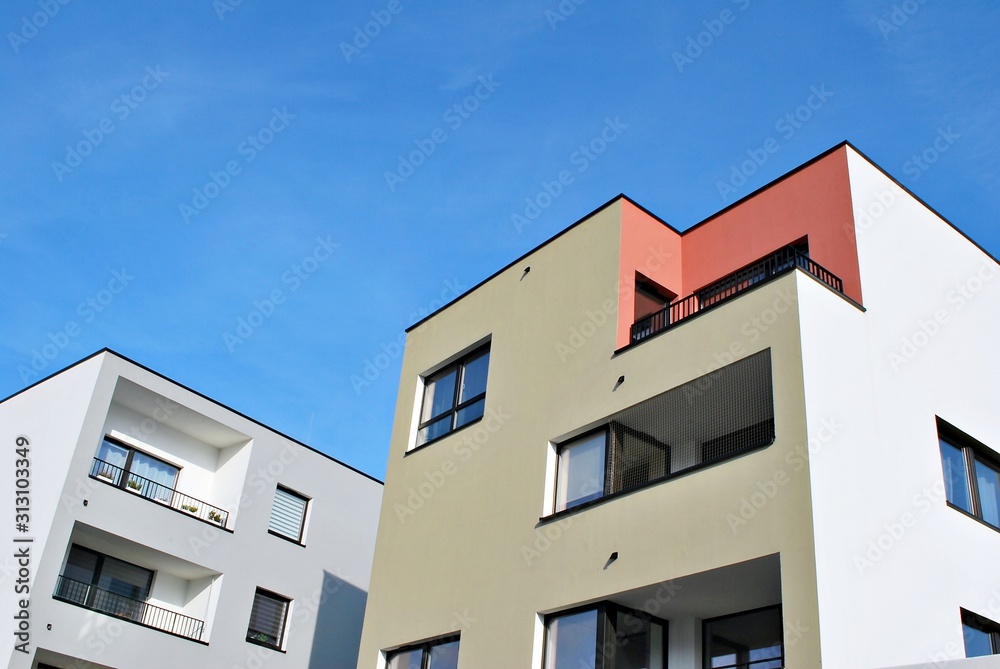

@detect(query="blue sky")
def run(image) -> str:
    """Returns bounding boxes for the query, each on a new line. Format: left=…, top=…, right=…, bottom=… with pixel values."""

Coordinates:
left=2, top=1, right=997, bottom=480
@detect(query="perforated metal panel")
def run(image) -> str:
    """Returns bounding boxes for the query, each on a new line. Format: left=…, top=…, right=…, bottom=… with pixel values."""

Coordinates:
left=605, top=349, right=774, bottom=495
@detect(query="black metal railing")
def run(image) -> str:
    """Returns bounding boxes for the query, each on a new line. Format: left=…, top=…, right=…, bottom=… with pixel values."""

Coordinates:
left=54, top=576, right=205, bottom=641
left=631, top=246, right=843, bottom=343
left=90, top=458, right=230, bottom=529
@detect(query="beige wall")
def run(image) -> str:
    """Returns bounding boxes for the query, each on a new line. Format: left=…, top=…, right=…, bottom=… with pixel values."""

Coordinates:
left=358, top=200, right=823, bottom=668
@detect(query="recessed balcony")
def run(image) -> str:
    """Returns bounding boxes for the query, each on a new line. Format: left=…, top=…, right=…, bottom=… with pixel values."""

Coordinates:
left=630, top=245, right=844, bottom=343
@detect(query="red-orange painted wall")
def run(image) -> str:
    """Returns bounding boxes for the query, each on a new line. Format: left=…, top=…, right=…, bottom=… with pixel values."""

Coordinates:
left=616, top=147, right=862, bottom=349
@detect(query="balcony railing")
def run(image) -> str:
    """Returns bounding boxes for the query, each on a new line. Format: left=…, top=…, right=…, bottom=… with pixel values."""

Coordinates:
left=54, top=575, right=205, bottom=641
left=630, top=246, right=844, bottom=343
left=90, top=458, right=230, bottom=529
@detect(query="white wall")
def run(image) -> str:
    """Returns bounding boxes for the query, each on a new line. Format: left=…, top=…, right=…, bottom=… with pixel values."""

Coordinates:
left=799, top=150, right=1000, bottom=667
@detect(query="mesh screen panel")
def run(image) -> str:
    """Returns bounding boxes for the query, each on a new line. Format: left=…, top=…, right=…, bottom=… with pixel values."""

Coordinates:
left=603, top=349, right=774, bottom=495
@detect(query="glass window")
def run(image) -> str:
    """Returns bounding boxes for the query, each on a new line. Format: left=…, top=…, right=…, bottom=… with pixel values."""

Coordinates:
left=556, top=431, right=607, bottom=512
left=57, top=544, right=153, bottom=622
left=544, top=604, right=666, bottom=669
left=387, top=636, right=460, bottom=669
left=247, top=589, right=290, bottom=649
left=938, top=420, right=1000, bottom=530
left=416, top=344, right=490, bottom=447
left=975, top=459, right=1000, bottom=529
left=545, top=609, right=598, bottom=669
left=941, top=438, right=973, bottom=514
left=962, top=609, right=1000, bottom=657
left=704, top=607, right=783, bottom=669
left=268, top=486, right=309, bottom=543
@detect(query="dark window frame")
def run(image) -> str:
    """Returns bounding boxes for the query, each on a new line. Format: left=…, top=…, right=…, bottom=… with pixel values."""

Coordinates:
left=246, top=587, right=291, bottom=651
left=963, top=608, right=1000, bottom=657
left=95, top=435, right=182, bottom=495
left=542, top=601, right=668, bottom=669
left=702, top=604, right=784, bottom=669
left=58, top=543, right=155, bottom=609
left=413, top=343, right=490, bottom=450
left=386, top=633, right=461, bottom=668
left=938, top=418, right=1000, bottom=532
left=267, top=485, right=310, bottom=546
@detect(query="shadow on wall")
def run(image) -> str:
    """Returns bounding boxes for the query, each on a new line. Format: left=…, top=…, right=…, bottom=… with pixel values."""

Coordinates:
left=309, top=570, right=368, bottom=669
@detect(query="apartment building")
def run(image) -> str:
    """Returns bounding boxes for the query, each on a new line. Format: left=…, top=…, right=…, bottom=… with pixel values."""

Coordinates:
left=1, top=350, right=382, bottom=669
left=356, top=143, right=1000, bottom=668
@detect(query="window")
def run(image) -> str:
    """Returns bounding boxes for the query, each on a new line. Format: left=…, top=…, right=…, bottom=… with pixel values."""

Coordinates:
left=55, top=544, right=153, bottom=622
left=703, top=606, right=783, bottom=669
left=544, top=603, right=665, bottom=669
left=92, top=436, right=179, bottom=503
left=552, top=350, right=774, bottom=514
left=247, top=588, right=290, bottom=649
left=963, top=609, right=1000, bottom=657
left=938, top=419, right=1000, bottom=530
left=268, top=486, right=309, bottom=543
left=416, top=344, right=490, bottom=447
left=387, top=635, right=460, bottom=669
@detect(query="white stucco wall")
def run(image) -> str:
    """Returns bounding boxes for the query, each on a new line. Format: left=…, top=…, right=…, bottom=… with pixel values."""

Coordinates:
left=799, top=150, right=1000, bottom=667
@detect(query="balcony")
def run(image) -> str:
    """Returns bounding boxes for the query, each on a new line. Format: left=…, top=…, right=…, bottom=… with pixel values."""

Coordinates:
left=90, top=457, right=230, bottom=529
left=630, top=245, right=843, bottom=343
left=54, top=575, right=206, bottom=641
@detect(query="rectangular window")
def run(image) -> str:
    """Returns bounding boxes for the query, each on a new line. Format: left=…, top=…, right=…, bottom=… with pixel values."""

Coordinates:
left=387, top=635, right=460, bottom=669
left=268, top=486, right=309, bottom=544
left=416, top=344, right=490, bottom=448
left=92, top=436, right=179, bottom=503
left=55, top=544, right=153, bottom=622
left=703, top=606, right=783, bottom=669
left=552, top=350, right=774, bottom=514
left=544, top=603, right=665, bottom=669
left=938, top=419, right=1000, bottom=530
left=963, top=609, right=1000, bottom=657
left=247, top=588, right=290, bottom=649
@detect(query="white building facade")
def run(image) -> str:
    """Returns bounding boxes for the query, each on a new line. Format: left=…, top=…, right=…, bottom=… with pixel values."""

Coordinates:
left=2, top=350, right=382, bottom=669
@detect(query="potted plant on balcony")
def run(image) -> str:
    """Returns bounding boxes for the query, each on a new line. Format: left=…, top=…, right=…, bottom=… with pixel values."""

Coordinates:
left=208, top=510, right=223, bottom=524
left=126, top=479, right=143, bottom=491
left=181, top=503, right=200, bottom=514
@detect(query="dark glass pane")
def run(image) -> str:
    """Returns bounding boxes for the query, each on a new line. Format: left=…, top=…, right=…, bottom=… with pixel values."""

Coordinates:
left=422, top=369, right=458, bottom=423
left=975, top=459, right=1000, bottom=528
left=455, top=399, right=485, bottom=429
left=417, top=416, right=452, bottom=446
left=248, top=591, right=288, bottom=647
left=388, top=649, right=423, bottom=669
left=459, top=350, right=489, bottom=403
left=964, top=623, right=994, bottom=657
left=940, top=440, right=972, bottom=513
left=546, top=609, right=598, bottom=669
left=429, top=640, right=460, bottom=669
left=616, top=611, right=662, bottom=669
left=63, top=545, right=99, bottom=585
left=96, top=556, right=152, bottom=601
left=705, top=608, right=783, bottom=669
